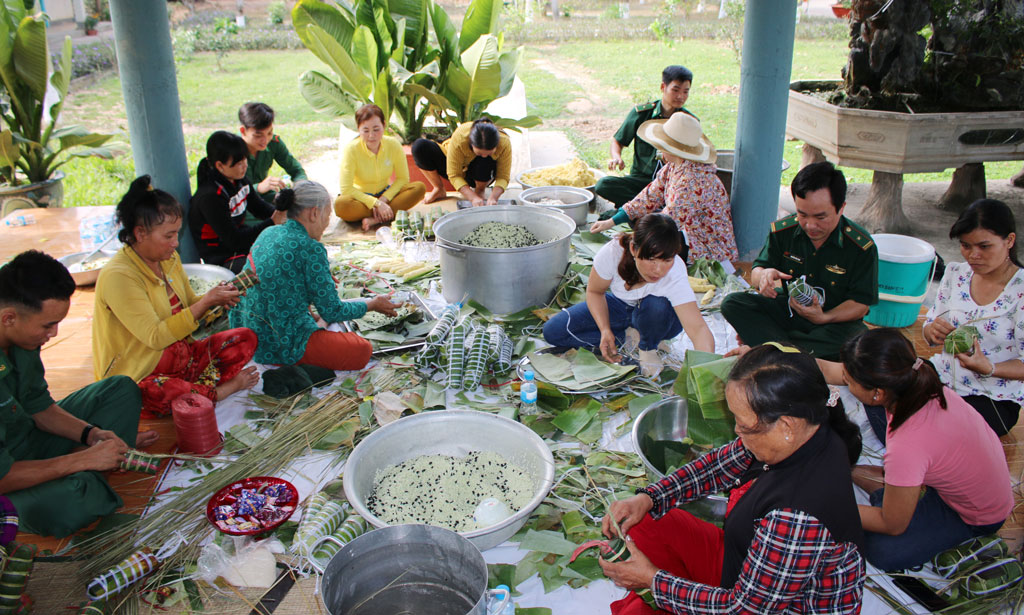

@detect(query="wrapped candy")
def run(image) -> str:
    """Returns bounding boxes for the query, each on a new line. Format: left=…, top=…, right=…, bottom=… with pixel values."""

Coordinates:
left=235, top=490, right=266, bottom=516
left=214, top=505, right=234, bottom=521
left=87, top=548, right=158, bottom=601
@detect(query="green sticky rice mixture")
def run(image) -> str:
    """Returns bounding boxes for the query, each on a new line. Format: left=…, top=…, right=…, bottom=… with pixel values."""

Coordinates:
left=189, top=276, right=219, bottom=296
left=367, top=451, right=534, bottom=531
left=460, top=222, right=543, bottom=249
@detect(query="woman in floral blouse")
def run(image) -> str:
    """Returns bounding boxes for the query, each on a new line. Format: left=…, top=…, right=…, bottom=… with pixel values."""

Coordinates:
left=230, top=181, right=400, bottom=371
left=922, top=199, right=1023, bottom=436
left=590, top=113, right=738, bottom=264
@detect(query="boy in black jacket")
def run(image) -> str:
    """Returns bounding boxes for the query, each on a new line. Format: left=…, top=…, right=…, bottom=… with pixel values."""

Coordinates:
left=190, top=131, right=284, bottom=272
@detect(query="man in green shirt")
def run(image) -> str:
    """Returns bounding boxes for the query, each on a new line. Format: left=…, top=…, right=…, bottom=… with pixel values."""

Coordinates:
left=0, top=251, right=157, bottom=537
left=721, top=162, right=878, bottom=360
left=594, top=65, right=697, bottom=208
left=239, top=102, right=308, bottom=202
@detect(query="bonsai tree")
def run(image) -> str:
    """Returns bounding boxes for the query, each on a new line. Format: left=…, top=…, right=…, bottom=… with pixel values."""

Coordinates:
left=292, top=0, right=539, bottom=143
left=0, top=4, right=121, bottom=188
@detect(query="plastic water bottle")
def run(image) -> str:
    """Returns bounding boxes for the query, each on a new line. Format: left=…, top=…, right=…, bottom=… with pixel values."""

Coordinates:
left=492, top=585, right=514, bottom=615
left=520, top=370, right=538, bottom=416
left=3, top=214, right=35, bottom=227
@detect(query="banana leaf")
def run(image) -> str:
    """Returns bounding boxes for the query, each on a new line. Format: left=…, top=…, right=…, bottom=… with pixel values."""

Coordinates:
left=674, top=350, right=736, bottom=447
left=945, top=325, right=980, bottom=355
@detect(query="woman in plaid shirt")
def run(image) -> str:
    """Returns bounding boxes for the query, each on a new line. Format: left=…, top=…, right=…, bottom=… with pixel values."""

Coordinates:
left=600, top=345, right=865, bottom=614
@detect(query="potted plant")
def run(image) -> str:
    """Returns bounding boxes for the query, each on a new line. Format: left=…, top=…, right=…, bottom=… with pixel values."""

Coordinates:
left=831, top=0, right=851, bottom=18
left=83, top=14, right=98, bottom=35
left=0, top=7, right=121, bottom=208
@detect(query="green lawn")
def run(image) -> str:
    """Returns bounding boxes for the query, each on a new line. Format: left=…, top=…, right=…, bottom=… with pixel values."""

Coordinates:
left=58, top=42, right=1020, bottom=207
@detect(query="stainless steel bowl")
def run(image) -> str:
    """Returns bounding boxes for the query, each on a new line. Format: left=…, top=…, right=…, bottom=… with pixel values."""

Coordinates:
left=432, top=205, right=575, bottom=315
left=631, top=396, right=728, bottom=521
left=58, top=248, right=119, bottom=286
left=182, top=263, right=234, bottom=282
left=516, top=165, right=606, bottom=191
left=344, top=410, right=555, bottom=552
left=518, top=186, right=593, bottom=228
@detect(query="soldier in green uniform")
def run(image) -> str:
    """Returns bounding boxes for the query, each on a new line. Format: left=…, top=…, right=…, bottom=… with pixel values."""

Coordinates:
left=238, top=102, right=308, bottom=202
left=594, top=65, right=697, bottom=208
left=721, top=162, right=878, bottom=360
left=0, top=251, right=158, bottom=537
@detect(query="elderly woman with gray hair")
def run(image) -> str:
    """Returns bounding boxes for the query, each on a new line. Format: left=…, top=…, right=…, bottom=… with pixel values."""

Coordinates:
left=230, top=180, right=399, bottom=371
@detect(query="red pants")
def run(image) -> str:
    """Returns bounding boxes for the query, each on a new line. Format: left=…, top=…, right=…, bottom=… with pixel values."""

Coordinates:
left=610, top=510, right=725, bottom=615
left=139, top=328, right=258, bottom=417
left=299, top=329, right=373, bottom=371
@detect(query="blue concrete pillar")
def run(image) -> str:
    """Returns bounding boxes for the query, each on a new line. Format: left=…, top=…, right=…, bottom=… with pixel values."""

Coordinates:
left=730, top=0, right=797, bottom=259
left=108, top=0, right=196, bottom=262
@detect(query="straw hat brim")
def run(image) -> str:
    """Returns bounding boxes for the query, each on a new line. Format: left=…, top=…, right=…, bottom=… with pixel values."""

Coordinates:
left=638, top=119, right=717, bottom=165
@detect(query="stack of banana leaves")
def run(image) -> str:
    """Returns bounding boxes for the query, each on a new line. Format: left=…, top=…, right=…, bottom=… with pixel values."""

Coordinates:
left=526, top=349, right=636, bottom=394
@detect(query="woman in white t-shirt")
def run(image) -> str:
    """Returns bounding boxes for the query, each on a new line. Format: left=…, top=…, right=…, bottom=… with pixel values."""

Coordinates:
left=922, top=199, right=1023, bottom=436
left=542, top=213, right=714, bottom=376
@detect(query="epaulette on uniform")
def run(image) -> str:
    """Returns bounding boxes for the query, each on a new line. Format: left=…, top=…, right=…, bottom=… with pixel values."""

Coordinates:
left=634, top=101, right=657, bottom=113
left=770, top=214, right=798, bottom=233
left=842, top=219, right=874, bottom=250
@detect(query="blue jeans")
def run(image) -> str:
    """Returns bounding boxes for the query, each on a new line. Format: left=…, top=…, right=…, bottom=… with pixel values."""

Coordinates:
left=542, top=294, right=682, bottom=352
left=863, top=486, right=1004, bottom=571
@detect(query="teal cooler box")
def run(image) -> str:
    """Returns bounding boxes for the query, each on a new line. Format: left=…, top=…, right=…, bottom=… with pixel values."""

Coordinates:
left=865, top=234, right=936, bottom=328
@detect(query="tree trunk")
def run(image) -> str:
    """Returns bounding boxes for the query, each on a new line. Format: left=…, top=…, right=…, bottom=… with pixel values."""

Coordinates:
left=1012, top=163, right=1024, bottom=189
left=800, top=144, right=826, bottom=170
left=857, top=171, right=911, bottom=234
left=938, top=163, right=985, bottom=211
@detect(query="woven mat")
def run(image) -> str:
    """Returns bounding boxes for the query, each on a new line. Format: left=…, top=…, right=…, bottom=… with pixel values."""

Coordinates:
left=27, top=560, right=327, bottom=615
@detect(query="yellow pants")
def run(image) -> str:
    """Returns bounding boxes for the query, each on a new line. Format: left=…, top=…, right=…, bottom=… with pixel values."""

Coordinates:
left=333, top=182, right=426, bottom=222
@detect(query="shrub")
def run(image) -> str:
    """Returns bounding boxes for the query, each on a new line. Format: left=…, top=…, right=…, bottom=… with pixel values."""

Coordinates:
left=59, top=40, right=117, bottom=79
left=268, top=0, right=287, bottom=25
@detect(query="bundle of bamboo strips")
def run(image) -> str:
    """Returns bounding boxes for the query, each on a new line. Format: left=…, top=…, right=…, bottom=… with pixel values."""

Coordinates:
left=72, top=377, right=391, bottom=601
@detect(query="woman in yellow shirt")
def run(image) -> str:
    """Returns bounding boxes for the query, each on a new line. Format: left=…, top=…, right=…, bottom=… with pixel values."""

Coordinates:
left=333, top=104, right=426, bottom=231
left=411, top=118, right=512, bottom=206
left=93, top=176, right=261, bottom=416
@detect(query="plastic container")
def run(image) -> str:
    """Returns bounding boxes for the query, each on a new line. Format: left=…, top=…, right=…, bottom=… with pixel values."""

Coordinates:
left=491, top=585, right=514, bottom=615
left=865, top=234, right=936, bottom=328
left=520, top=370, right=538, bottom=416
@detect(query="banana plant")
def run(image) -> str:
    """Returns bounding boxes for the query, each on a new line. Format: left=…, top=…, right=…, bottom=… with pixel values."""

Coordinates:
left=0, top=1, right=121, bottom=186
left=292, top=0, right=539, bottom=143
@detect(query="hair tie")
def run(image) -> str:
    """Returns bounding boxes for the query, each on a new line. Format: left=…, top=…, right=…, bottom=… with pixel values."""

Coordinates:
left=146, top=183, right=154, bottom=191
left=826, top=386, right=840, bottom=408
left=912, top=357, right=923, bottom=371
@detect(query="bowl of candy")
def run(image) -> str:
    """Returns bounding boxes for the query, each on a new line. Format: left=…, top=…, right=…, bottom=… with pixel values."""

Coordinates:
left=206, top=476, right=298, bottom=536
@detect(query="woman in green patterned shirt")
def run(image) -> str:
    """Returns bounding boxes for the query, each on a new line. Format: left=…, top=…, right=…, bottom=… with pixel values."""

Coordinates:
left=230, top=181, right=399, bottom=370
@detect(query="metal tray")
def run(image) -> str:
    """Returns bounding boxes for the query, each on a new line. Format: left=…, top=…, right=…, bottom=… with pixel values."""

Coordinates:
left=341, top=291, right=438, bottom=355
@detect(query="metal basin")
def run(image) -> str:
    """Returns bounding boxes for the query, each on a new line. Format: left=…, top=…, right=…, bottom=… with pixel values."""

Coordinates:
left=631, top=396, right=728, bottom=521
left=344, top=410, right=555, bottom=552
left=516, top=165, right=606, bottom=191
left=518, top=186, right=593, bottom=228
left=432, top=205, right=575, bottom=315
left=319, top=524, right=499, bottom=615
left=182, top=263, right=234, bottom=282
left=58, top=247, right=119, bottom=286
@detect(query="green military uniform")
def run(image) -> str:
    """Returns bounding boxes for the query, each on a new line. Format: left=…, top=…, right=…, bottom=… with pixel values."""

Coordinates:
left=0, top=346, right=142, bottom=537
left=594, top=101, right=697, bottom=207
left=244, top=134, right=307, bottom=201
left=721, top=214, right=878, bottom=360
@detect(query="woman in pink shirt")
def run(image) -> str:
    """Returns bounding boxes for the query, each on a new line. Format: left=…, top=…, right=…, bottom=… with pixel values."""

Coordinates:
left=830, top=328, right=1012, bottom=571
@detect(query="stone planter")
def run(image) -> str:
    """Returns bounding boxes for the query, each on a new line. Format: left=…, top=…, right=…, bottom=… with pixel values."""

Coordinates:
left=786, top=81, right=1024, bottom=174
left=0, top=171, right=66, bottom=213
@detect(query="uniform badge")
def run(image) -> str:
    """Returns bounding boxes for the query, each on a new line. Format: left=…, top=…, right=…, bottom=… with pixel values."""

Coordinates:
left=783, top=251, right=804, bottom=264
left=825, top=265, right=847, bottom=275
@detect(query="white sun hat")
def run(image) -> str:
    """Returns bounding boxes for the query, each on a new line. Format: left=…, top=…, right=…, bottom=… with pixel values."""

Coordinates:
left=637, top=113, right=717, bottom=164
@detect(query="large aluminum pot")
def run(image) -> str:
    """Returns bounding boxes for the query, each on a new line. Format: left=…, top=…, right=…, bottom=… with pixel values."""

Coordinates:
left=319, top=524, right=509, bottom=615
left=518, top=186, right=592, bottom=228
left=432, top=205, right=575, bottom=315
left=632, top=396, right=728, bottom=521
left=344, top=410, right=555, bottom=552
